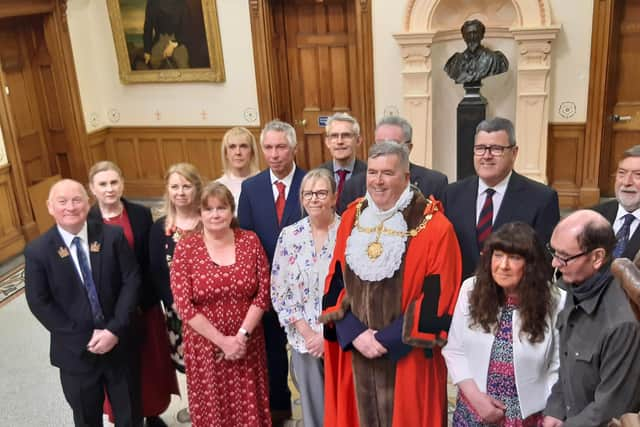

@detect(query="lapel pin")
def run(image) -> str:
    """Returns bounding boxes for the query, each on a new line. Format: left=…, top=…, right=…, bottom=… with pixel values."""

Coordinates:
left=57, top=246, right=69, bottom=258
left=90, top=241, right=101, bottom=253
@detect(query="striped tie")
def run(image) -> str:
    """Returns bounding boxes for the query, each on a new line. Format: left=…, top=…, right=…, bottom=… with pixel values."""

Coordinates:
left=613, top=213, right=635, bottom=258
left=476, top=188, right=496, bottom=251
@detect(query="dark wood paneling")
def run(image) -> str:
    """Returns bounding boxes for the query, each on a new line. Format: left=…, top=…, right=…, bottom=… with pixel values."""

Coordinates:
left=548, top=123, right=586, bottom=209
left=87, top=126, right=261, bottom=198
left=0, top=165, right=25, bottom=261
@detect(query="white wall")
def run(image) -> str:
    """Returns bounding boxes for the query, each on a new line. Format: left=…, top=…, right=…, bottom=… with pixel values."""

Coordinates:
left=372, top=0, right=594, bottom=178
left=67, top=0, right=260, bottom=130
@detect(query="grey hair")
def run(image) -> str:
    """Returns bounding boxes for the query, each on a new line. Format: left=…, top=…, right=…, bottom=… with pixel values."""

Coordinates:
left=260, top=120, right=297, bottom=148
left=376, top=116, right=412, bottom=144
left=475, top=117, right=516, bottom=146
left=325, top=113, right=360, bottom=136
left=621, top=145, right=640, bottom=160
left=368, top=140, right=410, bottom=171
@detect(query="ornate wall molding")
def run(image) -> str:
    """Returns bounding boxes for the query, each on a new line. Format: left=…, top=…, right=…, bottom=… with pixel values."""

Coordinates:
left=395, top=0, right=559, bottom=184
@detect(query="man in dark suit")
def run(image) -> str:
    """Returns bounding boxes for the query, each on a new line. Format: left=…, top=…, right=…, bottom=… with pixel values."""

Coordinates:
left=443, top=117, right=560, bottom=280
left=25, top=179, right=142, bottom=427
left=319, top=112, right=366, bottom=200
left=592, top=145, right=640, bottom=260
left=238, top=119, right=305, bottom=425
left=337, top=115, right=448, bottom=213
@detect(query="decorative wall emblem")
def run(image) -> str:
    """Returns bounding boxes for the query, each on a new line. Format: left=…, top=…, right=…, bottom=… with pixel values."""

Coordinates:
left=244, top=108, right=258, bottom=123
left=89, top=112, right=100, bottom=128
left=558, top=101, right=576, bottom=119
left=108, top=108, right=120, bottom=123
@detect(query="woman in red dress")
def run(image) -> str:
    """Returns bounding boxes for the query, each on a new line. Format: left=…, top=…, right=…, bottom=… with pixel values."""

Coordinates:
left=171, top=181, right=272, bottom=427
left=88, top=161, right=179, bottom=427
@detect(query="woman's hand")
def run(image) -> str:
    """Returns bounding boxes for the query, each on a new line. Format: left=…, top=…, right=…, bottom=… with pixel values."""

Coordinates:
left=218, top=335, right=247, bottom=361
left=467, top=390, right=506, bottom=423
left=304, top=331, right=324, bottom=358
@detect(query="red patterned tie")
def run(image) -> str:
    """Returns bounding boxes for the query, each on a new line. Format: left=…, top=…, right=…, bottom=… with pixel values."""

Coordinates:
left=336, top=169, right=348, bottom=201
left=275, top=181, right=286, bottom=224
left=476, top=188, right=495, bottom=251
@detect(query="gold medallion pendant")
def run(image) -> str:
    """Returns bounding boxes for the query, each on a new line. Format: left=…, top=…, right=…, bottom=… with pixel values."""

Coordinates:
left=367, top=241, right=383, bottom=260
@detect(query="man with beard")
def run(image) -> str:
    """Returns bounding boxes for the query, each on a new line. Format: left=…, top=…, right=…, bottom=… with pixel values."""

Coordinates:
left=444, top=19, right=509, bottom=84
left=320, top=141, right=462, bottom=426
left=592, top=145, right=640, bottom=260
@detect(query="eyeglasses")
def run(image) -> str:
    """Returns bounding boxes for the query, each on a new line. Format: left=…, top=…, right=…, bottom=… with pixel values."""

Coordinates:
left=546, top=243, right=590, bottom=267
left=327, top=132, right=355, bottom=141
left=302, top=190, right=330, bottom=200
left=473, top=144, right=516, bottom=157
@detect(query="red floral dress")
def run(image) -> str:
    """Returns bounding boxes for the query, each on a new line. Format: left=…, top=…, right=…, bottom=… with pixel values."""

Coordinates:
left=171, top=229, right=272, bottom=427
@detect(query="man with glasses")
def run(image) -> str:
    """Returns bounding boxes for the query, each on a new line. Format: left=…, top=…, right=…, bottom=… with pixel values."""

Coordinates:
left=443, top=116, right=559, bottom=279
left=319, top=113, right=366, bottom=201
left=543, top=209, right=640, bottom=427
left=337, top=115, right=448, bottom=213
left=592, top=145, right=640, bottom=260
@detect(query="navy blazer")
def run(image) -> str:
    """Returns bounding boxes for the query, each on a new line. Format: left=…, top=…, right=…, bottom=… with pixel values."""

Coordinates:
left=89, top=198, right=156, bottom=310
left=25, top=220, right=140, bottom=374
left=238, top=167, right=306, bottom=263
left=337, top=162, right=448, bottom=213
left=442, top=172, right=560, bottom=280
left=319, top=158, right=367, bottom=178
left=592, top=199, right=640, bottom=260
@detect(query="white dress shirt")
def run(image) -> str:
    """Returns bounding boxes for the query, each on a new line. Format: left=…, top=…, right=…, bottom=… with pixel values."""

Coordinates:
left=270, top=164, right=297, bottom=201
left=56, top=222, right=90, bottom=280
left=614, top=204, right=640, bottom=237
left=476, top=172, right=512, bottom=224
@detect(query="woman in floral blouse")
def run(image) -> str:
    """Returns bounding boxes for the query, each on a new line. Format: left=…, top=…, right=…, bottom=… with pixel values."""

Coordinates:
left=271, top=168, right=340, bottom=427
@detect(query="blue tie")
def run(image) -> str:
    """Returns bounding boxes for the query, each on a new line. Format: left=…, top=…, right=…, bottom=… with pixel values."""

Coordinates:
left=613, top=214, right=635, bottom=259
left=72, top=236, right=104, bottom=324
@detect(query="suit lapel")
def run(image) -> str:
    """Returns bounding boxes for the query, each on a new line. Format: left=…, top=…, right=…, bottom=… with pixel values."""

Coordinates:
left=281, top=168, right=303, bottom=226
left=462, top=177, right=480, bottom=253
left=259, top=171, right=280, bottom=228
left=493, top=172, right=522, bottom=229
left=50, top=228, right=84, bottom=291
left=87, top=221, right=104, bottom=294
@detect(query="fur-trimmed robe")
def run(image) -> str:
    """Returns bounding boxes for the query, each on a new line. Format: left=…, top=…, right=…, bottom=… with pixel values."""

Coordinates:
left=320, top=193, right=462, bottom=427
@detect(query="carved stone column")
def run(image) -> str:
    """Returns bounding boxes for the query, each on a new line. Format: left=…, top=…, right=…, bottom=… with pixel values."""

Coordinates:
left=393, top=32, right=435, bottom=168
left=511, top=26, right=560, bottom=184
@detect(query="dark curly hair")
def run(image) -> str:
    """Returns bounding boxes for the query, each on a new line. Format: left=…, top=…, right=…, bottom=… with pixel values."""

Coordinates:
left=469, top=222, right=554, bottom=343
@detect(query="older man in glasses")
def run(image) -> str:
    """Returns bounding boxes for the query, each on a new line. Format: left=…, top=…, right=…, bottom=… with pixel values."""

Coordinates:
left=543, top=209, right=640, bottom=427
left=442, top=116, right=560, bottom=280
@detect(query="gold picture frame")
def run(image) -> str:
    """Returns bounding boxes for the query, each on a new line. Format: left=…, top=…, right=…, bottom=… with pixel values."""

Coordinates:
left=107, top=0, right=225, bottom=83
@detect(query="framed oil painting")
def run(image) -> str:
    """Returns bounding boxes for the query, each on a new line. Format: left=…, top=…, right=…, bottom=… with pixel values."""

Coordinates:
left=107, top=0, right=225, bottom=83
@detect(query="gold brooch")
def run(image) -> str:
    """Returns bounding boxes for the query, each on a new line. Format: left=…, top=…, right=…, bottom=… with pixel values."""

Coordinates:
left=90, top=241, right=101, bottom=253
left=57, top=246, right=69, bottom=258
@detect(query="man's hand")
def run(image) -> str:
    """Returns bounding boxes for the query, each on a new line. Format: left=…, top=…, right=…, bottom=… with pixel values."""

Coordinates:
left=304, top=331, right=324, bottom=358
left=542, top=415, right=564, bottom=427
left=352, top=329, right=387, bottom=359
left=163, top=41, right=178, bottom=58
left=87, top=329, right=119, bottom=354
left=144, top=53, right=151, bottom=64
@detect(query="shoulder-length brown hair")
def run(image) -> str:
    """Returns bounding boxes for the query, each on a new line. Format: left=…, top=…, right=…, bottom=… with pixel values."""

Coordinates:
left=469, top=222, right=554, bottom=343
left=201, top=181, right=240, bottom=229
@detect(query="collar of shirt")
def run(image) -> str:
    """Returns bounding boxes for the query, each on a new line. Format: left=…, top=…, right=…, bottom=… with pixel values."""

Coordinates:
left=270, top=163, right=297, bottom=200
left=332, top=158, right=355, bottom=175
left=57, top=222, right=89, bottom=249
left=614, top=204, right=640, bottom=232
left=476, top=172, right=512, bottom=223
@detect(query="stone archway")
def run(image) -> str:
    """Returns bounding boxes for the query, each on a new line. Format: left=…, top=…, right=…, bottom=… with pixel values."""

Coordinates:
left=394, top=0, right=560, bottom=183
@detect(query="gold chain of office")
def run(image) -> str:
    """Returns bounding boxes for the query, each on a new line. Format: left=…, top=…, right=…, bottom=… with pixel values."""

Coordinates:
left=353, top=199, right=434, bottom=260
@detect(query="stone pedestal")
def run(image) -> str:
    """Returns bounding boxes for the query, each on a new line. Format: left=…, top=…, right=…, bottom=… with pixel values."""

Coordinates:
left=457, top=82, right=486, bottom=179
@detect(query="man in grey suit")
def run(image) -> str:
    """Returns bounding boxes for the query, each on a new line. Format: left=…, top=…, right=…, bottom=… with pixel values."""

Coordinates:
left=337, top=115, right=448, bottom=213
left=319, top=113, right=366, bottom=200
left=592, top=145, right=640, bottom=260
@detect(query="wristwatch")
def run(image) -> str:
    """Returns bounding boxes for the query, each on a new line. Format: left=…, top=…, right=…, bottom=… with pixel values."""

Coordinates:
left=239, top=327, right=251, bottom=338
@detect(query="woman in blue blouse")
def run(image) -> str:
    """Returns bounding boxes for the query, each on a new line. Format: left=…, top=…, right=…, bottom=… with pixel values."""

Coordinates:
left=271, top=168, right=340, bottom=427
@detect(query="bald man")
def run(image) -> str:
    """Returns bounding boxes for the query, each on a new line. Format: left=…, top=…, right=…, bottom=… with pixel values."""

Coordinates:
left=25, top=179, right=142, bottom=426
left=543, top=210, right=640, bottom=427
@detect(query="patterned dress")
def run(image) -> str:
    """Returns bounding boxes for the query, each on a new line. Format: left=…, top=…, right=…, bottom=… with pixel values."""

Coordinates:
left=170, top=229, right=272, bottom=427
left=452, top=297, right=543, bottom=427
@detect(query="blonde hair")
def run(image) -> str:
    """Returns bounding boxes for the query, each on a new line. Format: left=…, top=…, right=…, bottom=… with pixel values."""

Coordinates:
left=299, top=168, right=336, bottom=214
left=220, top=127, right=259, bottom=175
left=201, top=181, right=239, bottom=229
left=162, top=163, right=203, bottom=234
left=88, top=161, right=123, bottom=184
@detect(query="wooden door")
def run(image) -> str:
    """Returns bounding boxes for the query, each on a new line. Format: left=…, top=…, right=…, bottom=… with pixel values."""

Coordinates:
left=271, top=0, right=365, bottom=170
left=0, top=15, right=62, bottom=186
left=600, top=0, right=640, bottom=195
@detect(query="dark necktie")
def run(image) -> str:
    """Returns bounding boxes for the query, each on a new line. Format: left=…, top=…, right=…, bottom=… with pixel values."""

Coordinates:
left=613, top=213, right=635, bottom=258
left=336, top=169, right=349, bottom=201
left=72, top=236, right=104, bottom=324
left=275, top=181, right=286, bottom=225
left=476, top=188, right=496, bottom=250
